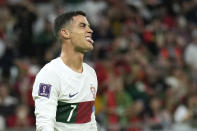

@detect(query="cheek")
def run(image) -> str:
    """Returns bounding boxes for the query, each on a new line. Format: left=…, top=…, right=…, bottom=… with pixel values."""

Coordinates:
left=71, top=35, right=85, bottom=46
left=70, top=30, right=86, bottom=45
left=76, top=35, right=85, bottom=43
left=72, top=31, right=84, bottom=40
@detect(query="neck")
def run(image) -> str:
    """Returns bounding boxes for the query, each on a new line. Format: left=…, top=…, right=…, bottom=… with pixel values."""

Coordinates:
left=60, top=43, right=84, bottom=73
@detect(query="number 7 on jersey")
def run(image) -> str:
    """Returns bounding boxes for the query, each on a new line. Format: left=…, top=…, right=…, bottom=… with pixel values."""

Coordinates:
left=67, top=105, right=77, bottom=122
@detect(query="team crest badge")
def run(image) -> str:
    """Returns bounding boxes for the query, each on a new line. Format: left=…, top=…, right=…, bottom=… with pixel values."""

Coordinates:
left=90, top=85, right=96, bottom=99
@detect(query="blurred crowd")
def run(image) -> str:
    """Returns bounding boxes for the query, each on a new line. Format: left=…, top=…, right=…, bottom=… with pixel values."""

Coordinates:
left=1, top=0, right=197, bottom=130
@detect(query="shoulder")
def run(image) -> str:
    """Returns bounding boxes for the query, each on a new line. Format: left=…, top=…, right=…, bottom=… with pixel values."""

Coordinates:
left=83, top=62, right=96, bottom=75
left=33, top=58, right=61, bottom=94
left=83, top=63, right=98, bottom=82
left=36, top=58, right=61, bottom=79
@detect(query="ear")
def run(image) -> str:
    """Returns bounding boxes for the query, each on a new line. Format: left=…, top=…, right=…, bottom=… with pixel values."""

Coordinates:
left=60, top=28, right=70, bottom=39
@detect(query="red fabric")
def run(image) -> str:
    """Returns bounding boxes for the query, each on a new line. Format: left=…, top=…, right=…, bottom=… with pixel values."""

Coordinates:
left=6, top=115, right=34, bottom=128
left=0, top=29, right=5, bottom=39
left=75, top=101, right=94, bottom=123
left=28, top=75, right=36, bottom=107
left=137, top=69, right=146, bottom=81
left=13, top=75, right=35, bottom=107
left=114, top=60, right=131, bottom=76
left=0, top=0, right=6, bottom=5
left=175, top=47, right=182, bottom=58
left=143, top=31, right=154, bottom=43
left=160, top=48, right=169, bottom=58
left=151, top=116, right=160, bottom=124
left=95, top=63, right=108, bottom=84
left=162, top=16, right=176, bottom=29
left=160, top=47, right=182, bottom=60
left=106, top=90, right=119, bottom=123
left=127, top=117, right=143, bottom=131
left=28, top=89, right=34, bottom=107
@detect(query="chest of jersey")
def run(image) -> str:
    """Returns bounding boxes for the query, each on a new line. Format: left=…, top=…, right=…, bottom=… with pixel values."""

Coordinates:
left=56, top=67, right=97, bottom=124
left=58, top=70, right=97, bottom=103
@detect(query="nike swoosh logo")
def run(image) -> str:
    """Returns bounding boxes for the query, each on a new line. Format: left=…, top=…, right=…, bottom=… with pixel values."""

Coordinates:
left=69, top=92, right=78, bottom=98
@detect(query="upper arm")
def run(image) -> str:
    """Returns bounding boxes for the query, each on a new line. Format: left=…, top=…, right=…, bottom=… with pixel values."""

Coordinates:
left=32, top=67, right=60, bottom=130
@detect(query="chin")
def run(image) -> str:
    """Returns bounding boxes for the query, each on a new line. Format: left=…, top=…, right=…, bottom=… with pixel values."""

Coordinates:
left=85, top=44, right=94, bottom=51
left=85, top=47, right=94, bottom=52
left=77, top=46, right=93, bottom=53
left=88, top=45, right=94, bottom=50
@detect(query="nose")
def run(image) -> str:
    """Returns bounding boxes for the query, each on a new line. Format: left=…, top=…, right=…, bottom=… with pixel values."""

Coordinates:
left=87, top=26, right=93, bottom=34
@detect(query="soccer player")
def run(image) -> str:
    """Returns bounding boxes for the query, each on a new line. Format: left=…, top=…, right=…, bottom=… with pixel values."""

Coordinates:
left=32, top=11, right=98, bottom=131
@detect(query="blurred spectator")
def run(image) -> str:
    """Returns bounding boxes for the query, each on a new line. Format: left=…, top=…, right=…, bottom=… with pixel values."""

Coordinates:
left=13, top=58, right=39, bottom=109
left=174, top=94, right=197, bottom=124
left=0, top=115, right=5, bottom=130
left=93, top=15, right=114, bottom=47
left=11, top=0, right=37, bottom=57
left=0, top=6, right=15, bottom=80
left=96, top=72, right=132, bottom=131
left=0, top=81, right=18, bottom=117
left=6, top=104, right=34, bottom=128
left=145, top=96, right=172, bottom=130
left=64, top=0, right=107, bottom=26
left=107, top=76, right=132, bottom=131
left=184, top=29, right=197, bottom=70
left=1, top=0, right=197, bottom=130
left=181, top=0, right=197, bottom=25
left=33, top=18, right=56, bottom=64
left=126, top=100, right=144, bottom=131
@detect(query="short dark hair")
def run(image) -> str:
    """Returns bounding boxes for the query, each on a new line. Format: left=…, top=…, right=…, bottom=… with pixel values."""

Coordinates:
left=54, top=11, right=86, bottom=38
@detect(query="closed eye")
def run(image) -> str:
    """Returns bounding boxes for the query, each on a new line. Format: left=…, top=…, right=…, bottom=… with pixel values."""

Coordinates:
left=80, top=23, right=86, bottom=28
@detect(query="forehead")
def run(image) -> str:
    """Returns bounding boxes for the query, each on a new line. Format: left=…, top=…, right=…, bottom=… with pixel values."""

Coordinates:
left=71, top=15, right=89, bottom=25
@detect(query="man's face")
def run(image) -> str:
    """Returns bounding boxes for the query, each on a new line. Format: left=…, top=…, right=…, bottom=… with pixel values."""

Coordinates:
left=68, top=15, right=94, bottom=53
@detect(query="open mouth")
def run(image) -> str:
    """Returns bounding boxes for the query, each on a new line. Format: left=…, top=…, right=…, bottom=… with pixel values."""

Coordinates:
left=86, top=36, right=94, bottom=44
